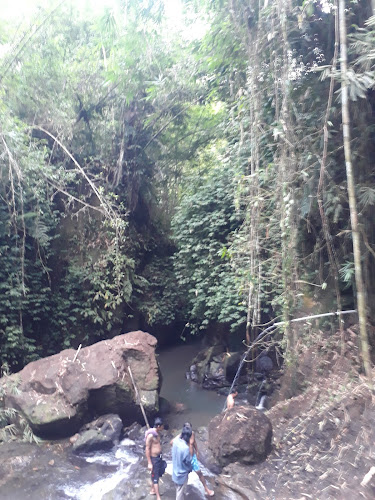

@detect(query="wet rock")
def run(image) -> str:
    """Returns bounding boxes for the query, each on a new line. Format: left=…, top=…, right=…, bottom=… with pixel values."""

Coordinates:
left=159, top=396, right=172, bottom=415
left=255, top=352, right=273, bottom=375
left=217, top=462, right=259, bottom=499
left=102, top=462, right=212, bottom=500
left=190, top=347, right=246, bottom=390
left=208, top=405, right=272, bottom=467
left=72, top=414, right=123, bottom=454
left=172, top=401, right=187, bottom=413
left=223, top=351, right=243, bottom=380
left=123, top=422, right=143, bottom=441
left=194, top=427, right=222, bottom=475
left=188, top=364, right=199, bottom=382
left=0, top=440, right=85, bottom=500
left=190, top=345, right=226, bottom=385
left=159, top=398, right=187, bottom=416
left=202, top=358, right=227, bottom=389
left=1, top=331, right=160, bottom=438
left=202, top=352, right=236, bottom=390
left=102, top=464, right=175, bottom=500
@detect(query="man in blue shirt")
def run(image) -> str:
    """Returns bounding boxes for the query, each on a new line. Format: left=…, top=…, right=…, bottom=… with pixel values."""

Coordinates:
left=172, top=424, right=193, bottom=499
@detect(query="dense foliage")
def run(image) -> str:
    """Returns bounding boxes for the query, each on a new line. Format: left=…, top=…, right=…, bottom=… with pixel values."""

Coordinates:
left=1, top=0, right=375, bottom=371
left=172, top=162, right=245, bottom=333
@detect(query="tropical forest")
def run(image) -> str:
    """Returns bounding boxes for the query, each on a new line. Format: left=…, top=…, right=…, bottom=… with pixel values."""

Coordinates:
left=1, top=0, right=375, bottom=498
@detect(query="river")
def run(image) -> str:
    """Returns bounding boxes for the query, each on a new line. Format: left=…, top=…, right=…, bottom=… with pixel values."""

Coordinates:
left=0, top=341, right=234, bottom=500
left=157, top=341, right=227, bottom=430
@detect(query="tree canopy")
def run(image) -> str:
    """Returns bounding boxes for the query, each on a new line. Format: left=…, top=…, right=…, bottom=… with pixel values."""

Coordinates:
left=1, top=0, right=375, bottom=373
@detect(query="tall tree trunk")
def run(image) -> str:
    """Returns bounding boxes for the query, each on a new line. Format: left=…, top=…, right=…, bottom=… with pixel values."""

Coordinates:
left=338, top=0, right=373, bottom=384
left=278, top=0, right=298, bottom=355
left=317, top=4, right=345, bottom=351
left=229, top=0, right=262, bottom=348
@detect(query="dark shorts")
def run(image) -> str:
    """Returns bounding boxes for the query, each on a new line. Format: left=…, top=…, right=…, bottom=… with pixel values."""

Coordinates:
left=151, top=455, right=167, bottom=484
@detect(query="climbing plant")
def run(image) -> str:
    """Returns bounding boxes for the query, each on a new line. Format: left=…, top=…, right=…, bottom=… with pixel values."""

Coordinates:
left=1, top=0, right=375, bottom=374
left=172, top=158, right=246, bottom=334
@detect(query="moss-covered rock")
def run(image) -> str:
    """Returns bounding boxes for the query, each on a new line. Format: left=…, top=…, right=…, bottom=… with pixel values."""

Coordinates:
left=1, top=331, right=160, bottom=438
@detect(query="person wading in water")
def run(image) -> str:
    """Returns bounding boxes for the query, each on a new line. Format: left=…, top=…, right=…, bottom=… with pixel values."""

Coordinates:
left=172, top=422, right=214, bottom=497
left=145, top=417, right=166, bottom=499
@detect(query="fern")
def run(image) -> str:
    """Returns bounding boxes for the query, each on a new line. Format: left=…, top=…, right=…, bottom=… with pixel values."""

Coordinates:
left=358, top=186, right=375, bottom=209
left=0, top=366, right=39, bottom=444
left=339, top=260, right=355, bottom=288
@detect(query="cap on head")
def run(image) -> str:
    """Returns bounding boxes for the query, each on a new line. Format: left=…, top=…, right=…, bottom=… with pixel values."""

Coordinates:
left=154, top=417, right=163, bottom=427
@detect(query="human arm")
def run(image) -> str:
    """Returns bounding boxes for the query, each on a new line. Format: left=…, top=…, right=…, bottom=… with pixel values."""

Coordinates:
left=191, top=432, right=199, bottom=458
left=145, top=434, right=153, bottom=471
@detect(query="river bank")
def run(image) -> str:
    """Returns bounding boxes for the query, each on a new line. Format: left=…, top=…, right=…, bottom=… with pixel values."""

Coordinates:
left=0, top=426, right=228, bottom=499
left=2, top=328, right=374, bottom=499
left=0, top=341, right=231, bottom=499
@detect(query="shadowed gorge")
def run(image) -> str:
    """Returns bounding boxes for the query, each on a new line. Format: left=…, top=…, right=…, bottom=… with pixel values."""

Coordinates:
left=1, top=0, right=375, bottom=498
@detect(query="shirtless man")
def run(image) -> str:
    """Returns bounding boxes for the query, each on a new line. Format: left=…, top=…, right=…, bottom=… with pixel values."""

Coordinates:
left=172, top=422, right=214, bottom=497
left=226, top=389, right=238, bottom=410
left=145, top=417, right=165, bottom=500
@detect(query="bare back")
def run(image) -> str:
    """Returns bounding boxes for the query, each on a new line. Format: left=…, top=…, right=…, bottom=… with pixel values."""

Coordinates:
left=226, top=394, right=235, bottom=409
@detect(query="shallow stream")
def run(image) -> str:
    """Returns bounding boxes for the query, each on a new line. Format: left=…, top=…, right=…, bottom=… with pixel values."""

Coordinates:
left=0, top=341, right=234, bottom=500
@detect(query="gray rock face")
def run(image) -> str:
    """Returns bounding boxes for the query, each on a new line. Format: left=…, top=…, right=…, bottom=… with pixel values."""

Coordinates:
left=255, top=353, right=273, bottom=374
left=1, top=331, right=160, bottom=438
left=72, top=414, right=123, bottom=454
left=217, top=463, right=259, bottom=499
left=208, top=405, right=272, bottom=466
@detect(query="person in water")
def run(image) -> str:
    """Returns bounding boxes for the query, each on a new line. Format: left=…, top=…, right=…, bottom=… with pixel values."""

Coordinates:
left=176, top=422, right=215, bottom=497
left=145, top=417, right=166, bottom=500
left=226, top=388, right=238, bottom=410
left=172, top=424, right=193, bottom=499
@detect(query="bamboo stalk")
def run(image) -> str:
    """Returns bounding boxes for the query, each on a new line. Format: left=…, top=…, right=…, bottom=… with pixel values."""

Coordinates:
left=73, top=344, right=82, bottom=363
left=338, top=0, right=373, bottom=387
left=127, top=365, right=150, bottom=429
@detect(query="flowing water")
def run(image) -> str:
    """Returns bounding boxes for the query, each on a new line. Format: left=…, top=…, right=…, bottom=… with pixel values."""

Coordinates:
left=1, top=341, right=230, bottom=500
left=62, top=440, right=140, bottom=499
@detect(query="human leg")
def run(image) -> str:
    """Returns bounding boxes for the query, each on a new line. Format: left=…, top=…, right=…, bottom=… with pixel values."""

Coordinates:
left=153, top=482, right=161, bottom=500
left=150, top=473, right=156, bottom=495
left=150, top=456, right=162, bottom=499
left=191, top=454, right=214, bottom=496
left=150, top=466, right=156, bottom=494
left=196, top=470, right=214, bottom=496
left=175, top=478, right=188, bottom=500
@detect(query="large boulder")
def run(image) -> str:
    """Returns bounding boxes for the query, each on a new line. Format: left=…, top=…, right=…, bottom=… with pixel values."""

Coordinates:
left=208, top=405, right=272, bottom=466
left=1, top=331, right=160, bottom=438
left=189, top=345, right=225, bottom=385
left=188, top=346, right=245, bottom=390
left=72, top=413, right=123, bottom=454
left=255, top=352, right=274, bottom=375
